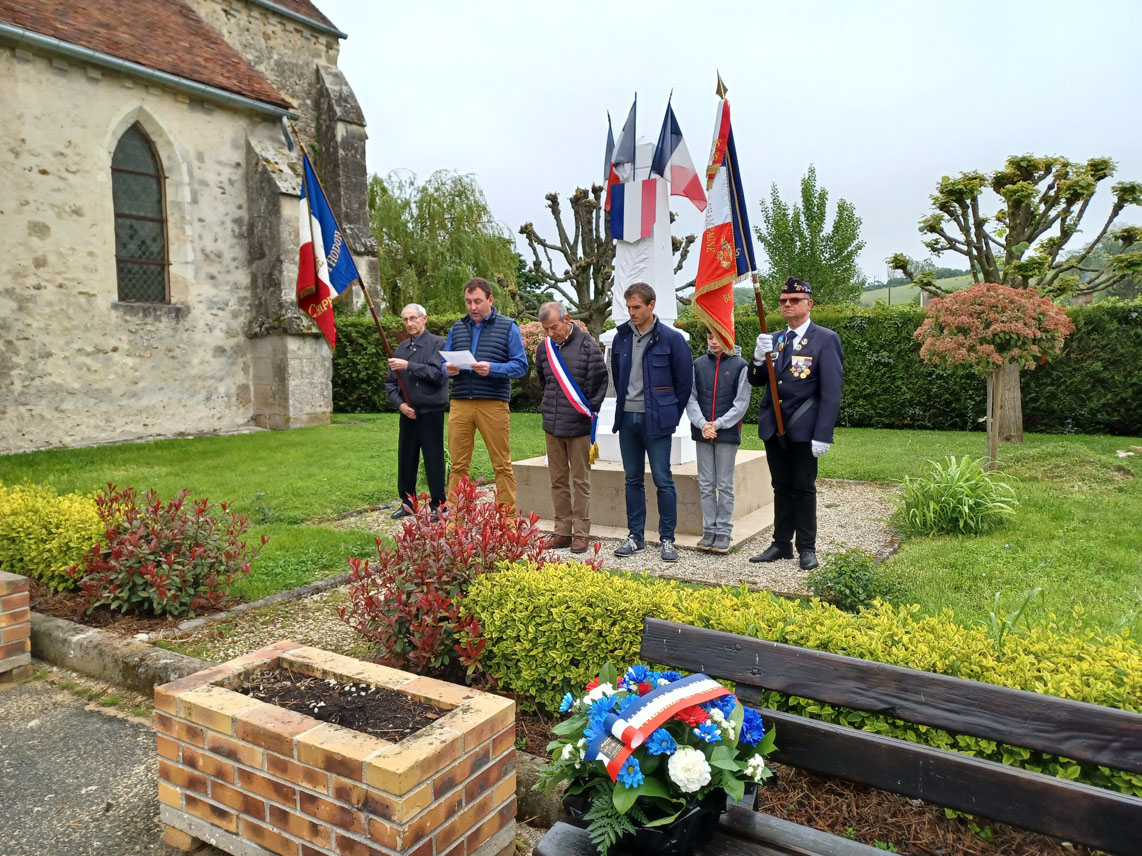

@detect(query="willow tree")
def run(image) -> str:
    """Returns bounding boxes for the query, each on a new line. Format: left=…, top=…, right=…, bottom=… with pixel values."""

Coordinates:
left=890, top=154, right=1142, bottom=442
left=367, top=170, right=517, bottom=315
left=519, top=184, right=696, bottom=336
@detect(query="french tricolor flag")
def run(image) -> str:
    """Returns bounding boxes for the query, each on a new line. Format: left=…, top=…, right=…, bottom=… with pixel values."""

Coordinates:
left=609, top=177, right=660, bottom=242
left=651, top=102, right=706, bottom=212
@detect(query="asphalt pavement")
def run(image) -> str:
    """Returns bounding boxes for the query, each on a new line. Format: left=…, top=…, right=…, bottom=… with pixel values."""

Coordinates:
left=0, top=678, right=208, bottom=856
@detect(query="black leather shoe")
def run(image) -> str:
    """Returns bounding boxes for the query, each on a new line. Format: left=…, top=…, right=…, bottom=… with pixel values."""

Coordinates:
left=390, top=507, right=412, bottom=520
left=749, top=544, right=793, bottom=563
left=799, top=550, right=819, bottom=570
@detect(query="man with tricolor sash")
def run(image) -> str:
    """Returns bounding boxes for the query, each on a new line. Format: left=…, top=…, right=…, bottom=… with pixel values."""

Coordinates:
left=535, top=302, right=609, bottom=553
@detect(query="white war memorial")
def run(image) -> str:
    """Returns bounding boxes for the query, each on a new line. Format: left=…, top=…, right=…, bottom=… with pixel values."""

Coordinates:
left=513, top=98, right=773, bottom=546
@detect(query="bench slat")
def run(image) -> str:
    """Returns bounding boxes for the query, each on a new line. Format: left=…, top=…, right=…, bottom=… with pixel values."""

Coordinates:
left=641, top=618, right=1142, bottom=773
left=742, top=706, right=1142, bottom=856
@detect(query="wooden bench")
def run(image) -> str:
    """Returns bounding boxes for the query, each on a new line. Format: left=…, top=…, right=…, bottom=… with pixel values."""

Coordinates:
left=536, top=617, right=1142, bottom=856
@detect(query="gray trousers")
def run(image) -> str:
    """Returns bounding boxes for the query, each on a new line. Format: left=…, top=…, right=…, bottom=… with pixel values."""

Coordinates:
left=696, top=441, right=738, bottom=536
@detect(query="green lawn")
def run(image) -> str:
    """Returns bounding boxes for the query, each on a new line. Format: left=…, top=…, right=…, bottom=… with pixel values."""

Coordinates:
left=2, top=416, right=1138, bottom=634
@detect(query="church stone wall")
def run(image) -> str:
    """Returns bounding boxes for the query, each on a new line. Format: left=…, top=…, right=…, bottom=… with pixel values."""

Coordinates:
left=0, top=45, right=286, bottom=453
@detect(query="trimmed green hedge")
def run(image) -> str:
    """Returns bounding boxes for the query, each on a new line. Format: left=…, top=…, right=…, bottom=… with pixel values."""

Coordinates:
left=466, top=560, right=1142, bottom=798
left=333, top=301, right=1142, bottom=435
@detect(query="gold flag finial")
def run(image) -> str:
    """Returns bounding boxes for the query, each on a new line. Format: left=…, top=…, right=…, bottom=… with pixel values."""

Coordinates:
left=715, top=72, right=728, bottom=99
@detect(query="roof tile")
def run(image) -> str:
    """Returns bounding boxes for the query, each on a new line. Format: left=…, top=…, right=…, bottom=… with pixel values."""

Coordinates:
left=0, top=0, right=292, bottom=109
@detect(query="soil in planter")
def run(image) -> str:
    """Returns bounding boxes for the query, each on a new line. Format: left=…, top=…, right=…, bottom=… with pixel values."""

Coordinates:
left=240, top=667, right=443, bottom=741
left=29, top=578, right=229, bottom=635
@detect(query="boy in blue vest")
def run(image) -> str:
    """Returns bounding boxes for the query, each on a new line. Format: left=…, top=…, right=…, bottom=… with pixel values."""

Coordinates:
left=686, top=328, right=751, bottom=553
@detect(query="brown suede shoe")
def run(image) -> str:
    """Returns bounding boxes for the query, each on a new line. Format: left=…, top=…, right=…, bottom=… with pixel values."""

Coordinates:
left=570, top=536, right=589, bottom=554
left=549, top=534, right=573, bottom=549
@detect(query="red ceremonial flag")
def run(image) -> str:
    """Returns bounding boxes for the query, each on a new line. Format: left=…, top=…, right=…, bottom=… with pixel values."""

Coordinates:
left=693, top=98, right=756, bottom=351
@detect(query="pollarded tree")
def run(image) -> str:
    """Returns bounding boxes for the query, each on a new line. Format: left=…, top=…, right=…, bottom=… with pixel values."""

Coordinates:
left=890, top=155, right=1142, bottom=298
left=367, top=170, right=518, bottom=315
left=519, top=184, right=696, bottom=336
left=890, top=155, right=1141, bottom=442
left=914, top=283, right=1074, bottom=468
left=754, top=165, right=865, bottom=308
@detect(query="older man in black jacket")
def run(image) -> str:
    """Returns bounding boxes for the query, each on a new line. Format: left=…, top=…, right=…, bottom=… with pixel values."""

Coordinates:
left=386, top=303, right=447, bottom=517
left=535, top=302, right=608, bottom=553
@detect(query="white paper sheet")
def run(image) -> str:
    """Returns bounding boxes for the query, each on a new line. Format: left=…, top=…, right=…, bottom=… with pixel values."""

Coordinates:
left=440, top=349, right=478, bottom=369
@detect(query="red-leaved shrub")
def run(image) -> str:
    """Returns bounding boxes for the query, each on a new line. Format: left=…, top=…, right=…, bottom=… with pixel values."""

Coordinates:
left=68, top=484, right=267, bottom=618
left=338, top=477, right=602, bottom=682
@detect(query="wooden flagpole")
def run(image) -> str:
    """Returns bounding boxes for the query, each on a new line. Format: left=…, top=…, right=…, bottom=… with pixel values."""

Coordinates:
left=289, top=122, right=409, bottom=405
left=715, top=75, right=786, bottom=444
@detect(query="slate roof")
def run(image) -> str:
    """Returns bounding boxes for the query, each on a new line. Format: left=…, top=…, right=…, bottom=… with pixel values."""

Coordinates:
left=0, top=0, right=293, bottom=109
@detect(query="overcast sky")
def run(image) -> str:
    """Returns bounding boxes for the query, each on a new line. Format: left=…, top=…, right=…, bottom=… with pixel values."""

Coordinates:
left=316, top=0, right=1142, bottom=286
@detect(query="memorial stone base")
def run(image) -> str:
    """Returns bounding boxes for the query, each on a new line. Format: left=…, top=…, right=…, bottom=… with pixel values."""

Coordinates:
left=513, top=449, right=773, bottom=549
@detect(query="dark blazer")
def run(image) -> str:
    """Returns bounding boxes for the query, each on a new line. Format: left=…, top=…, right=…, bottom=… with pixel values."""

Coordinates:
left=610, top=317, right=693, bottom=439
left=535, top=325, right=608, bottom=438
left=386, top=331, right=447, bottom=412
left=748, top=320, right=843, bottom=444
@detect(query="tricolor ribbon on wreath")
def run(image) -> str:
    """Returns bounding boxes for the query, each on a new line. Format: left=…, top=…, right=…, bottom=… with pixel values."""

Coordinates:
left=543, top=335, right=600, bottom=463
left=587, top=674, right=732, bottom=781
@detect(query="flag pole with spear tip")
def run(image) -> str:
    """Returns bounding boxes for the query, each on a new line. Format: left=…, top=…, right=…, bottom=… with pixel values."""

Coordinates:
left=289, top=121, right=410, bottom=406
left=715, top=73, right=787, bottom=446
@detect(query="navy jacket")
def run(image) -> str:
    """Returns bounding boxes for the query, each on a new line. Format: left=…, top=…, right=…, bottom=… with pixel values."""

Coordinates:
left=444, top=309, right=527, bottom=401
left=748, top=320, right=843, bottom=444
left=385, top=331, right=447, bottom=412
left=610, top=317, right=693, bottom=439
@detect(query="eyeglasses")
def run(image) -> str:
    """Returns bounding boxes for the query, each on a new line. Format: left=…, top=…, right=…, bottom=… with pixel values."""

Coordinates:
left=778, top=297, right=808, bottom=305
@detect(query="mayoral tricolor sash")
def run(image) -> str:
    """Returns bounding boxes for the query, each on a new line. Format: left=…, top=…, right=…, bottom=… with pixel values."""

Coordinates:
left=544, top=335, right=598, bottom=444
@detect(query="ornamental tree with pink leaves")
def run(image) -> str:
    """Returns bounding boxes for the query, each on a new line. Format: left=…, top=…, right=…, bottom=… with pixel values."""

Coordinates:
left=914, top=283, right=1074, bottom=467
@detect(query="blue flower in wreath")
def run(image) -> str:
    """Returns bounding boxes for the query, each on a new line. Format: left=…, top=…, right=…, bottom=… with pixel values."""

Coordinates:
left=740, top=707, right=766, bottom=746
left=694, top=721, right=722, bottom=743
left=588, top=695, right=617, bottom=725
left=617, top=756, right=644, bottom=789
left=559, top=692, right=574, bottom=713
left=625, top=664, right=652, bottom=684
left=614, top=694, right=637, bottom=714
left=584, top=720, right=604, bottom=742
left=645, top=728, right=677, bottom=756
left=704, top=694, right=737, bottom=719
left=660, top=670, right=684, bottom=683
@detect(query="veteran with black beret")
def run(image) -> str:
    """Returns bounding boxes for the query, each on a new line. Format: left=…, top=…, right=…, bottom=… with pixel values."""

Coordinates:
left=747, top=277, right=844, bottom=570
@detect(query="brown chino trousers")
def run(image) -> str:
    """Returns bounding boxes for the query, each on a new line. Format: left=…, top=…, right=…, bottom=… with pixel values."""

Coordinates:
left=448, top=398, right=515, bottom=511
left=545, top=432, right=591, bottom=538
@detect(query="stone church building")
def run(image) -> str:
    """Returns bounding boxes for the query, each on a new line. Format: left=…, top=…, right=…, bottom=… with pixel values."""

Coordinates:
left=0, top=0, right=376, bottom=454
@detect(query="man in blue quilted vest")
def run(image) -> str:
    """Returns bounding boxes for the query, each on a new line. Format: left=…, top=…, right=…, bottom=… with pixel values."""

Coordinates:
left=747, top=277, right=844, bottom=571
left=442, top=278, right=528, bottom=511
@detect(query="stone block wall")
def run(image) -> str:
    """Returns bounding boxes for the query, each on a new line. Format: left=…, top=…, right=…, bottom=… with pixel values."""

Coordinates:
left=0, top=572, right=32, bottom=682
left=155, top=642, right=516, bottom=856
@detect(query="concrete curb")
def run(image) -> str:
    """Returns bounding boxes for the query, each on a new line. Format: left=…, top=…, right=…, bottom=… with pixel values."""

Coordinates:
left=31, top=612, right=209, bottom=695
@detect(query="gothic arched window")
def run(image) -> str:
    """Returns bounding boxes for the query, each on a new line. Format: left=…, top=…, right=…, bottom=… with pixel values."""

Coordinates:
left=112, top=124, right=168, bottom=302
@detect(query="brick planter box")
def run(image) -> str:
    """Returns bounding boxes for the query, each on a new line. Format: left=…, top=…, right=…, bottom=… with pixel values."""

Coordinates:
left=0, top=571, right=33, bottom=682
left=155, top=642, right=516, bottom=856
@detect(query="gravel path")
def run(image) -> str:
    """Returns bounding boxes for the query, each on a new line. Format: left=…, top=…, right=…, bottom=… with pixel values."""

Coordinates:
left=166, top=480, right=900, bottom=664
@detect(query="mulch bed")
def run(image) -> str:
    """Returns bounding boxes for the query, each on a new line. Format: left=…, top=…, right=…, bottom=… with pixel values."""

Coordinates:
left=239, top=666, right=443, bottom=741
left=28, top=577, right=228, bottom=635
left=515, top=710, right=1092, bottom=856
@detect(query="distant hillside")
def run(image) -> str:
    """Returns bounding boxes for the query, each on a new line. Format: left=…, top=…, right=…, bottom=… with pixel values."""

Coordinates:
left=860, top=274, right=974, bottom=306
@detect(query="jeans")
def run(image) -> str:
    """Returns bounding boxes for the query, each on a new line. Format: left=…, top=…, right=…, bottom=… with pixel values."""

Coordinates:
left=696, top=441, right=738, bottom=537
left=618, top=411, right=676, bottom=541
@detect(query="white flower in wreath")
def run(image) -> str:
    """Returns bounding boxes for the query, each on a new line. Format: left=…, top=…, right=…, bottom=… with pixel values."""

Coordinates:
left=667, top=746, right=712, bottom=793
left=744, top=753, right=767, bottom=781
left=583, top=682, right=615, bottom=703
left=560, top=744, right=575, bottom=762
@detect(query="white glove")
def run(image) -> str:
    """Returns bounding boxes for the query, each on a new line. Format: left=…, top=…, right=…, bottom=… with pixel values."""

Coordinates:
left=754, top=333, right=774, bottom=363
left=811, top=440, right=831, bottom=458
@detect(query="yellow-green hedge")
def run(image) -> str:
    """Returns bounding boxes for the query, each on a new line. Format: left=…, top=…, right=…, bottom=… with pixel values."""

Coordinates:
left=467, top=561, right=1142, bottom=797
left=0, top=483, right=102, bottom=591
